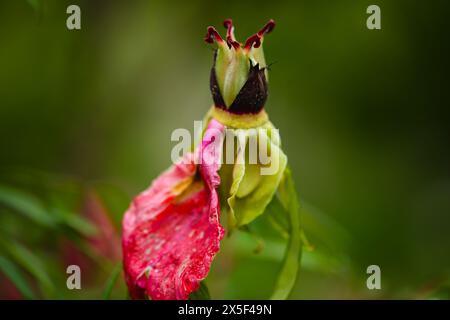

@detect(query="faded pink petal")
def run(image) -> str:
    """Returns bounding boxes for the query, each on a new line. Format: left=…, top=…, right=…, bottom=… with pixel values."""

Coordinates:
left=122, top=121, right=226, bottom=300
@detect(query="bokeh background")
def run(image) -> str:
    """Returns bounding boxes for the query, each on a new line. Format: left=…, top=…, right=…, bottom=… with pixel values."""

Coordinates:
left=0, top=0, right=449, bottom=299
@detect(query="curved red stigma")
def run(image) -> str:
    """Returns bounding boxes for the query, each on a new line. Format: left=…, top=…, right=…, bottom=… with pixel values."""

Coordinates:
left=257, top=19, right=276, bottom=36
left=223, top=19, right=240, bottom=49
left=244, top=34, right=261, bottom=50
left=204, top=26, right=224, bottom=44
left=244, top=19, right=276, bottom=50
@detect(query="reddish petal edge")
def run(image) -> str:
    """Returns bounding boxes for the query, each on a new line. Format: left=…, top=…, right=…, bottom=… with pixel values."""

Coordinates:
left=122, top=120, right=226, bottom=300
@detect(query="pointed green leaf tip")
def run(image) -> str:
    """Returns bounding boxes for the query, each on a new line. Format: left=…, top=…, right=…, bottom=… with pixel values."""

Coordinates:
left=205, top=19, right=275, bottom=108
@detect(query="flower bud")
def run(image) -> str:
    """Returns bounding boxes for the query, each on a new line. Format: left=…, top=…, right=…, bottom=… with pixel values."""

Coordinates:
left=205, top=19, right=275, bottom=114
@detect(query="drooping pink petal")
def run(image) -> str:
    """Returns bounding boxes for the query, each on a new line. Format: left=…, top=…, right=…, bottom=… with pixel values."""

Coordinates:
left=200, top=119, right=225, bottom=189
left=122, top=121, right=226, bottom=300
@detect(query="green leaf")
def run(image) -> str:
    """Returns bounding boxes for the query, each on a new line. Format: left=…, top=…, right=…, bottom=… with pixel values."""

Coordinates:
left=300, top=201, right=351, bottom=255
left=45, top=187, right=98, bottom=237
left=0, top=184, right=56, bottom=228
left=270, top=167, right=302, bottom=300
left=103, top=263, right=122, bottom=300
left=0, top=256, right=36, bottom=299
left=233, top=199, right=351, bottom=275
left=265, top=194, right=351, bottom=274
left=189, top=281, right=211, bottom=300
left=55, top=208, right=98, bottom=237
left=0, top=239, right=55, bottom=297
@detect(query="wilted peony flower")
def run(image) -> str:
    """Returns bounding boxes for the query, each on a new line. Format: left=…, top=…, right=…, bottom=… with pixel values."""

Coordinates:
left=122, top=19, right=302, bottom=300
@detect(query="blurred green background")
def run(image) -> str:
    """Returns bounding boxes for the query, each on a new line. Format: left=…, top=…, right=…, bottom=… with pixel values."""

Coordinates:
left=0, top=0, right=449, bottom=299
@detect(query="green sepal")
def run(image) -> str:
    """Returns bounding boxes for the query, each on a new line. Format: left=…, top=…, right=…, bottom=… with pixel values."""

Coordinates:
left=223, top=122, right=287, bottom=228
left=189, top=281, right=211, bottom=300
